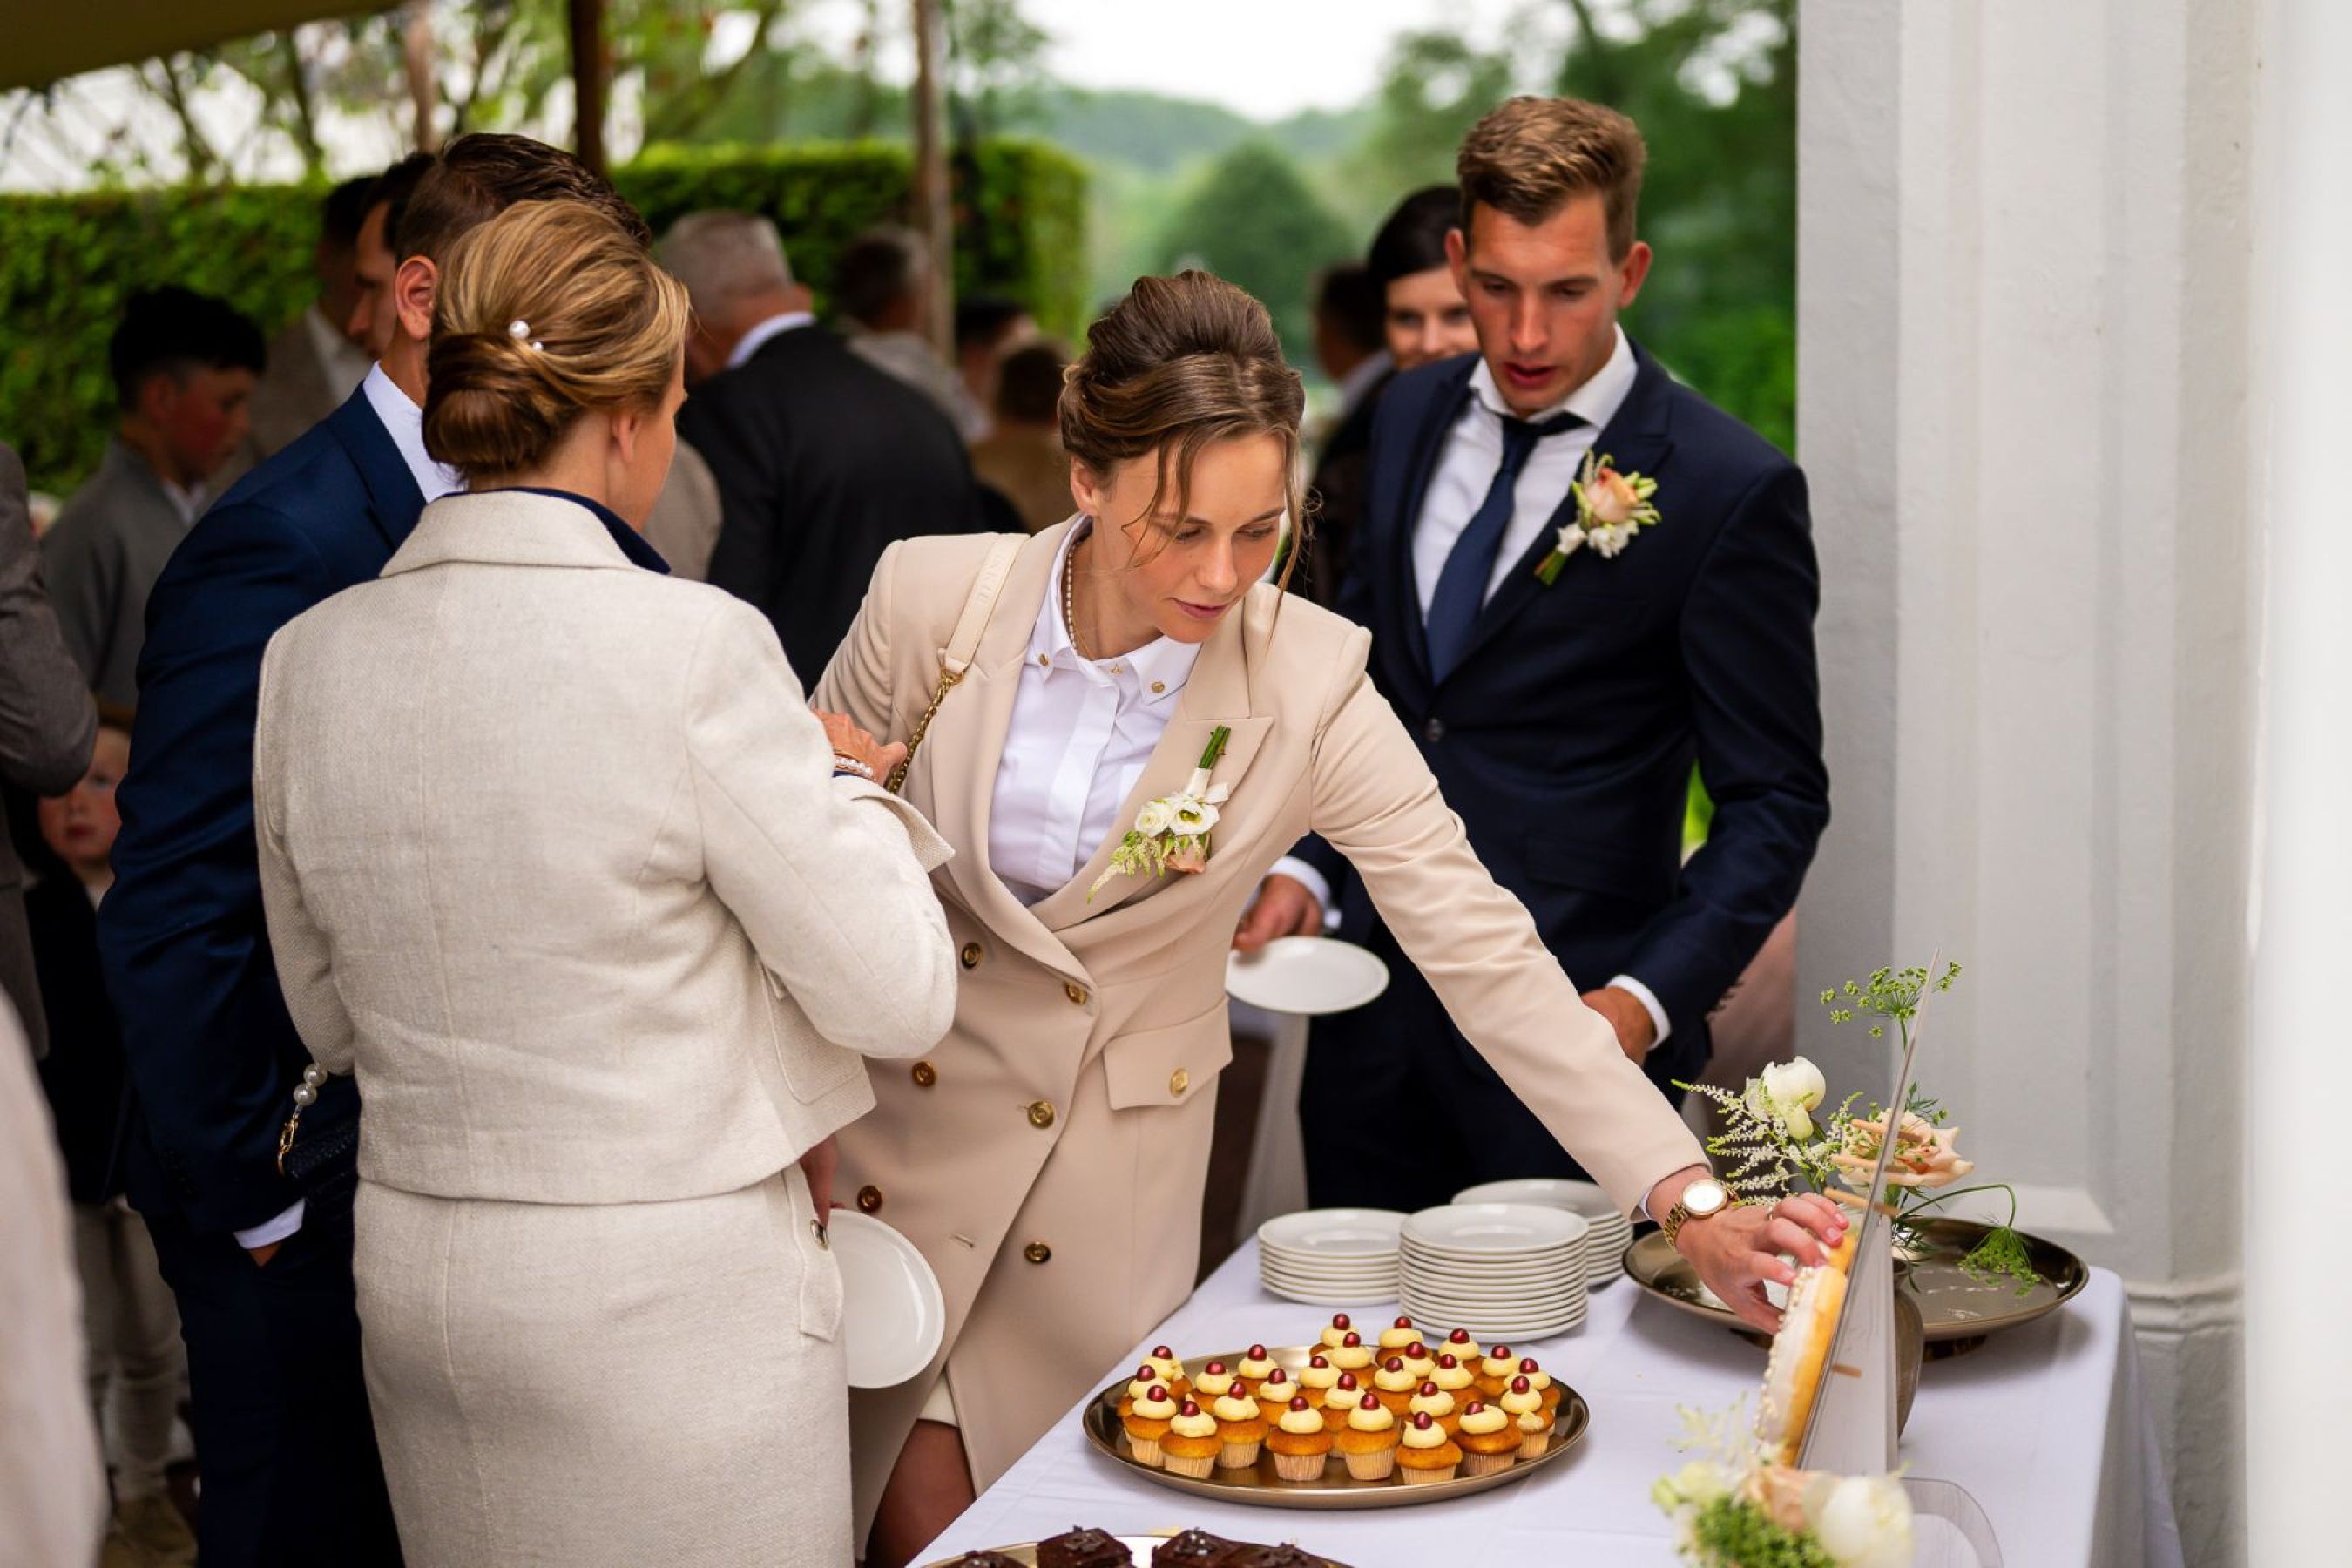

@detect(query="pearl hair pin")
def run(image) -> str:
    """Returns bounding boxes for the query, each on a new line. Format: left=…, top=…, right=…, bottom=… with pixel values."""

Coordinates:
left=506, top=318, right=544, bottom=352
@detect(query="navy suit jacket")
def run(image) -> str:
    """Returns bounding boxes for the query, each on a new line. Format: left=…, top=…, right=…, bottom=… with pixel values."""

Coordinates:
left=100, top=387, right=426, bottom=1233
left=1302, top=343, right=1828, bottom=1082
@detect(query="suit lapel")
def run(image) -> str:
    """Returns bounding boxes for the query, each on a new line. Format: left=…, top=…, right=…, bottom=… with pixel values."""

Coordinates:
left=324, top=386, right=429, bottom=557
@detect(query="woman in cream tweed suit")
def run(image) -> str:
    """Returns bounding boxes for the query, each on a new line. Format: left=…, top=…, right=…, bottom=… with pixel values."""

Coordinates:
left=253, top=202, right=956, bottom=1566
left=816, top=273, right=1847, bottom=1565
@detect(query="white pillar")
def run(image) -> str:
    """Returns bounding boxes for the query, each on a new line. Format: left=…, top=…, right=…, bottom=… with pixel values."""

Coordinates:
left=2244, top=0, right=2352, bottom=1555
left=1799, top=2, right=2257, bottom=1558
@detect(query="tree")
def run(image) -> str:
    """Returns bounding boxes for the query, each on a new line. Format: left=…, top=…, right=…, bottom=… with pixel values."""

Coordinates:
left=1152, top=141, right=1352, bottom=370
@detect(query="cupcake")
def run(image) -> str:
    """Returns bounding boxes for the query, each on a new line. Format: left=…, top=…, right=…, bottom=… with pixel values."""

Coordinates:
left=1236, top=1345, right=1279, bottom=1398
left=1159, top=1399, right=1222, bottom=1479
left=1267, top=1395, right=1335, bottom=1481
left=1192, top=1360, right=1238, bottom=1402
left=1454, top=1400, right=1519, bottom=1477
left=1212, top=1388, right=1269, bottom=1470
left=1371, top=1355, right=1419, bottom=1416
left=1407, top=1379, right=1459, bottom=1435
left=1334, top=1391, right=1400, bottom=1481
left=1296, top=1355, right=1341, bottom=1409
left=1326, top=1331, right=1374, bottom=1373
left=1147, top=1345, right=1190, bottom=1400
left=1443, top=1327, right=1484, bottom=1363
left=1517, top=1356, right=1563, bottom=1413
left=1254, top=1367, right=1294, bottom=1411
left=1431, top=1353, right=1477, bottom=1406
left=1396, top=1410, right=1463, bottom=1484
left=1318, top=1313, right=1355, bottom=1351
left=1321, top=1373, right=1366, bottom=1435
left=1500, top=1375, right=1551, bottom=1459
left=1400, top=1341, right=1437, bottom=1382
left=1117, top=1364, right=1160, bottom=1419
left=1122, top=1383, right=1178, bottom=1467
left=1476, top=1345, right=1517, bottom=1400
left=1376, top=1315, right=1419, bottom=1352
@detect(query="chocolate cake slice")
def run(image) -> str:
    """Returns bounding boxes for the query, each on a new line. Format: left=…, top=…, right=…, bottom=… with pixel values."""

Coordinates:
left=1036, top=1525, right=1132, bottom=1568
left=1150, top=1527, right=1235, bottom=1566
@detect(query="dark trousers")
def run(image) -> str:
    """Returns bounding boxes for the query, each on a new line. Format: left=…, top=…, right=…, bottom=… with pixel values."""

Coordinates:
left=144, top=1192, right=402, bottom=1567
left=1299, top=920, right=1693, bottom=1213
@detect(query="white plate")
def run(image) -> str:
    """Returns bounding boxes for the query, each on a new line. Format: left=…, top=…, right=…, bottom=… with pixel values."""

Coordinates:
left=828, top=1211, right=947, bottom=1389
left=1400, top=1308, right=1586, bottom=1338
left=1263, top=1278, right=1399, bottom=1308
left=1225, top=936, right=1390, bottom=1016
left=1257, top=1208, right=1406, bottom=1259
left=1402, top=1204, right=1591, bottom=1255
left=1451, top=1179, right=1629, bottom=1223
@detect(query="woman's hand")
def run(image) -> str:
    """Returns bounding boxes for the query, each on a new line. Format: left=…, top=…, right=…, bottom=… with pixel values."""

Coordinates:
left=1674, top=1192, right=1848, bottom=1333
left=799, top=1134, right=840, bottom=1217
left=814, top=708, right=908, bottom=784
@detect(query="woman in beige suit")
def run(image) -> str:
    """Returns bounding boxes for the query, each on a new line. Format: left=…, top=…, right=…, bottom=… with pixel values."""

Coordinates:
left=815, top=273, right=1847, bottom=1564
left=253, top=201, right=957, bottom=1566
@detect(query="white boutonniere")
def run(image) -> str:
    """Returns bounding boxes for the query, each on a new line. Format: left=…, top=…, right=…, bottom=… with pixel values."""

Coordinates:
left=1536, top=451, right=1661, bottom=583
left=1090, top=725, right=1232, bottom=899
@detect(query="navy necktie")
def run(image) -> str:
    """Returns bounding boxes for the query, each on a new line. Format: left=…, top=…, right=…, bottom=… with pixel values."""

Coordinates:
left=1423, top=409, right=1585, bottom=679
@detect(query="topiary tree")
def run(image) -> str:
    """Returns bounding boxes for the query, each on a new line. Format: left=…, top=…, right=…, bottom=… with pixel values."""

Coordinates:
left=1151, top=142, right=1353, bottom=375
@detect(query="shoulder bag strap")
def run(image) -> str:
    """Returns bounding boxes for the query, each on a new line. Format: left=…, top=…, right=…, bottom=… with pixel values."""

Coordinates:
left=886, top=534, right=1024, bottom=794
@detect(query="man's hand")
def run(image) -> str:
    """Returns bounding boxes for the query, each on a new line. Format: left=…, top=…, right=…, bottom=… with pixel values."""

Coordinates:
left=1581, top=985, right=1658, bottom=1064
left=799, top=1134, right=840, bottom=1216
left=1673, top=1192, right=1848, bottom=1333
left=1233, top=874, right=1323, bottom=952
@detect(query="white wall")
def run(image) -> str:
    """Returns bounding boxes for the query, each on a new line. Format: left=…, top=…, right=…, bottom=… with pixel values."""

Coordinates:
left=1798, top=2, right=2258, bottom=1560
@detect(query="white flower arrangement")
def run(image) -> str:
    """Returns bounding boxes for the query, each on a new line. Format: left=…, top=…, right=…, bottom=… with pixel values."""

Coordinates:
left=1089, top=726, right=1232, bottom=899
left=1653, top=1399, right=1915, bottom=1568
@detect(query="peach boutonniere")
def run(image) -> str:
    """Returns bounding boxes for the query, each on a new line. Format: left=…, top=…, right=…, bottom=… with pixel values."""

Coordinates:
left=1535, top=451, right=1660, bottom=583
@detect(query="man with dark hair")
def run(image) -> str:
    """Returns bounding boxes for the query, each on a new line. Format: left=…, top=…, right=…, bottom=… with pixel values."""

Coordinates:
left=99, top=132, right=642, bottom=1568
left=240, top=173, right=380, bottom=463
left=954, top=291, right=1037, bottom=436
left=42, top=287, right=264, bottom=707
left=837, top=224, right=985, bottom=437
left=346, top=152, right=435, bottom=362
left=1247, top=97, right=1830, bottom=1210
left=969, top=338, right=1073, bottom=532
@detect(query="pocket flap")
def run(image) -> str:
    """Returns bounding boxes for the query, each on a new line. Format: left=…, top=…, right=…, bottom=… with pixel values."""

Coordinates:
left=1102, top=1001, right=1233, bottom=1111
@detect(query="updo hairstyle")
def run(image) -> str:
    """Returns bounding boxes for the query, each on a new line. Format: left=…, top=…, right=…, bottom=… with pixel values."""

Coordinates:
left=1060, top=271, right=1308, bottom=586
left=423, top=199, right=690, bottom=478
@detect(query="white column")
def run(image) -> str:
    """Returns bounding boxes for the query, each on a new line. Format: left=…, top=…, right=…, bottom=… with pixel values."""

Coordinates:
left=1799, top=2, right=2256, bottom=1559
left=2244, top=0, right=2352, bottom=1555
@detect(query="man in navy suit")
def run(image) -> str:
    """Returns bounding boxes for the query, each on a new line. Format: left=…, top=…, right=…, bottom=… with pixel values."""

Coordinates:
left=98, top=136, right=647, bottom=1567
left=1239, top=97, right=1830, bottom=1210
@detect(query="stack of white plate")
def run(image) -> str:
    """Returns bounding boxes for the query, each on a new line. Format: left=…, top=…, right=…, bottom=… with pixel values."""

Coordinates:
left=1453, top=1178, right=1637, bottom=1288
left=1254, top=1208, right=1404, bottom=1306
left=1398, top=1203, right=1590, bottom=1337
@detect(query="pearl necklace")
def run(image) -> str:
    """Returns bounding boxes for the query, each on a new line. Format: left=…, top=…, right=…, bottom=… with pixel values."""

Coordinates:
left=1063, top=537, right=1092, bottom=662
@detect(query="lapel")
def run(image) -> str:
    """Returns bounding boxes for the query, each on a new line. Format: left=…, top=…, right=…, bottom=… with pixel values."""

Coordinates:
left=1389, top=358, right=1479, bottom=696
left=1026, top=580, right=1274, bottom=934
left=1441, top=341, right=1678, bottom=681
left=322, top=385, right=429, bottom=558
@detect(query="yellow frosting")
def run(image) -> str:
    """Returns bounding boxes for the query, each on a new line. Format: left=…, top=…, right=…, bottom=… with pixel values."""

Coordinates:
left=1320, top=1321, right=1352, bottom=1348
left=1126, top=1375, right=1159, bottom=1402
left=1481, top=1354, right=1517, bottom=1379
left=1298, top=1361, right=1340, bottom=1390
left=1408, top=1387, right=1456, bottom=1417
left=1150, top=1355, right=1186, bottom=1382
left=1276, top=1404, right=1325, bottom=1436
left=1377, top=1323, right=1418, bottom=1350
left=1212, top=1391, right=1260, bottom=1423
left=1133, top=1391, right=1178, bottom=1420
left=1457, top=1405, right=1510, bottom=1436
left=1517, top=1410, right=1549, bottom=1435
left=1499, top=1388, right=1543, bottom=1417
left=1445, top=1334, right=1484, bottom=1361
left=1238, top=1353, right=1276, bottom=1378
left=1401, top=1423, right=1450, bottom=1450
left=1373, top=1362, right=1418, bottom=1393
left=1193, top=1368, right=1236, bottom=1398
left=1402, top=1351, right=1437, bottom=1380
left=1520, top=1366, right=1553, bottom=1392
left=1328, top=1343, right=1374, bottom=1371
left=1170, top=1409, right=1218, bottom=1438
left=1433, top=1363, right=1476, bottom=1394
left=1347, top=1402, right=1396, bottom=1433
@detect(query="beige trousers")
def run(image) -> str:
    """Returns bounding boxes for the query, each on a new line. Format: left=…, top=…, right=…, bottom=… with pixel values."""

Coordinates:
left=71, top=1199, right=184, bottom=1501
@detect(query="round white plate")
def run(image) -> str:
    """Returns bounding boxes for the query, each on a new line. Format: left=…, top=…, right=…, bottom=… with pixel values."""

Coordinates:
left=1257, top=1208, right=1404, bottom=1259
left=828, top=1211, right=947, bottom=1389
left=1225, top=936, right=1390, bottom=1016
left=1263, top=1279, right=1399, bottom=1308
left=1402, top=1246, right=1585, bottom=1270
left=1402, top=1204, right=1591, bottom=1255
left=1400, top=1308, right=1586, bottom=1338
left=1451, top=1179, right=1626, bottom=1222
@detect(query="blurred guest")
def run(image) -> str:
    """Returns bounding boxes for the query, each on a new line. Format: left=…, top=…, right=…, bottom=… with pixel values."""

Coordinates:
left=662, top=209, right=986, bottom=681
left=968, top=340, right=1073, bottom=533
left=838, top=225, right=986, bottom=438
left=1, top=437, right=98, bottom=1060
left=1301, top=260, right=1392, bottom=605
left=240, top=175, right=378, bottom=465
left=101, top=132, right=647, bottom=1568
left=27, top=714, right=195, bottom=1566
left=641, top=436, right=724, bottom=582
left=955, top=292, right=1037, bottom=438
left=1370, top=184, right=1479, bottom=371
left=0, top=994, right=105, bottom=1568
left=42, top=288, right=264, bottom=707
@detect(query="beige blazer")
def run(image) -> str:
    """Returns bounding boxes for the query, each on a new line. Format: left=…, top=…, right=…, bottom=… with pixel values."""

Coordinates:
left=815, top=520, right=1704, bottom=1507
left=254, top=489, right=957, bottom=1205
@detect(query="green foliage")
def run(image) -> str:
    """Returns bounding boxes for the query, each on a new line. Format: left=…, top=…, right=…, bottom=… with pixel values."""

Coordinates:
left=1153, top=142, right=1353, bottom=370
left=0, top=139, right=1085, bottom=496
left=1820, top=962, right=1963, bottom=1039
left=1681, top=1494, right=1840, bottom=1568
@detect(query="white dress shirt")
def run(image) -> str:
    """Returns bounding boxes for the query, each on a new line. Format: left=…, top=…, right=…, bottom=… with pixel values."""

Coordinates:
left=238, top=366, right=461, bottom=1252
left=727, top=310, right=815, bottom=370
left=989, top=523, right=1322, bottom=907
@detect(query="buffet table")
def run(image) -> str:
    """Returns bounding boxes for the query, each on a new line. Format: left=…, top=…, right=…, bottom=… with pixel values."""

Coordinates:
left=915, top=1240, right=2181, bottom=1567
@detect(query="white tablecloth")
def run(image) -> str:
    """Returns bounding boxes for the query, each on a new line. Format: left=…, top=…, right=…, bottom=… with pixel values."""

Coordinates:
left=915, top=1240, right=2181, bottom=1568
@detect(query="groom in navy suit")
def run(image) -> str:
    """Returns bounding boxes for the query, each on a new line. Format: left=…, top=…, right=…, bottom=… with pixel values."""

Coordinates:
left=1241, top=96, right=1830, bottom=1210
left=98, top=137, right=646, bottom=1566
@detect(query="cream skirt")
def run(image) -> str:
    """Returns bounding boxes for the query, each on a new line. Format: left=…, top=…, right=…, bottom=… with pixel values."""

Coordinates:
left=355, top=1168, right=846, bottom=1567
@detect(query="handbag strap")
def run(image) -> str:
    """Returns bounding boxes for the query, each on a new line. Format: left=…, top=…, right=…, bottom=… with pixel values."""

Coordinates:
left=886, top=534, right=1024, bottom=794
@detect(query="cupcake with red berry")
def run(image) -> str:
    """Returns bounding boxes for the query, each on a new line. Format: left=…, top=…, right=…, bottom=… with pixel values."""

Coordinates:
left=1407, top=1379, right=1459, bottom=1436
left=1396, top=1410, right=1463, bottom=1484
left=1399, top=1340, right=1437, bottom=1382
left=1296, top=1355, right=1341, bottom=1410
left=1267, top=1395, right=1335, bottom=1481
left=1235, top=1345, right=1280, bottom=1399
left=1334, top=1392, right=1400, bottom=1481
left=1320, top=1373, right=1366, bottom=1435
left=1443, top=1327, right=1484, bottom=1363
left=1212, top=1387, right=1269, bottom=1470
left=1318, top=1314, right=1355, bottom=1352
left=1191, top=1360, right=1238, bottom=1403
left=1431, top=1352, right=1477, bottom=1408
left=1325, top=1331, right=1374, bottom=1374
left=1254, top=1366, right=1294, bottom=1413
left=1476, top=1345, right=1517, bottom=1400
left=1376, top=1315, right=1419, bottom=1353
left=1123, top=1383, right=1179, bottom=1466
left=1454, top=1400, right=1519, bottom=1477
left=1371, top=1355, right=1418, bottom=1416
left=1499, top=1375, right=1551, bottom=1459
left=1116, top=1364, right=1160, bottom=1420
left=1146, top=1346, right=1190, bottom=1402
left=1159, top=1399, right=1222, bottom=1479
left=1516, top=1356, right=1563, bottom=1414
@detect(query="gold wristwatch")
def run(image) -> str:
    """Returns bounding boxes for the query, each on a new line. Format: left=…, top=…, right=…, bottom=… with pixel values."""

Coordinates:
left=1661, top=1176, right=1729, bottom=1246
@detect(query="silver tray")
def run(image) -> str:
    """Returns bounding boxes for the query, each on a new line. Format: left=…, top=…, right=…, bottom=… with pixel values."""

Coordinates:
left=1080, top=1345, right=1587, bottom=1509
left=1624, top=1218, right=2090, bottom=1348
left=919, top=1530, right=1355, bottom=1566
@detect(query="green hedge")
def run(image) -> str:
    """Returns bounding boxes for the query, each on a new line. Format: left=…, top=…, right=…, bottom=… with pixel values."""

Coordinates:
left=0, top=138, right=1088, bottom=497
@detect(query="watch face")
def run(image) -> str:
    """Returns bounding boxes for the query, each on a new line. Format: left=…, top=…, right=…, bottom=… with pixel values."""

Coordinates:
left=1685, top=1179, right=1729, bottom=1218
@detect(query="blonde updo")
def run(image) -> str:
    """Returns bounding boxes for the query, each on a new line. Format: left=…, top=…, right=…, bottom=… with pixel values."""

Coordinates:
left=424, top=199, right=690, bottom=478
left=1061, top=271, right=1308, bottom=583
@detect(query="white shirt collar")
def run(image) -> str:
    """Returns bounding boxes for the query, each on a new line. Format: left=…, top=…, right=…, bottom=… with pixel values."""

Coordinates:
left=1466, top=324, right=1638, bottom=431
left=360, top=363, right=464, bottom=503
left=1027, top=521, right=1198, bottom=704
left=727, top=310, right=816, bottom=370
